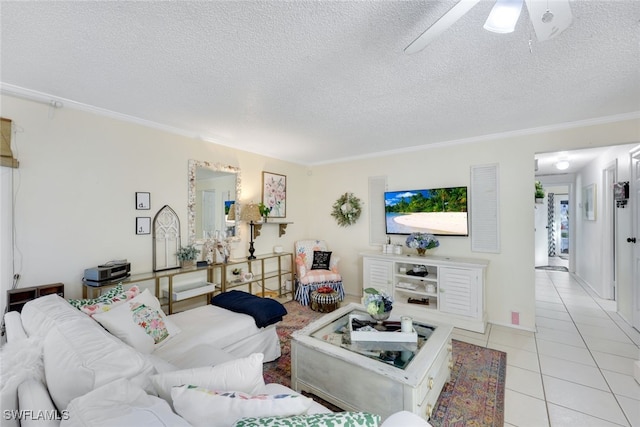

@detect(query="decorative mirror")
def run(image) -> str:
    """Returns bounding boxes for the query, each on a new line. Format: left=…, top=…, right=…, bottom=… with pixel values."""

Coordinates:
left=188, top=159, right=241, bottom=245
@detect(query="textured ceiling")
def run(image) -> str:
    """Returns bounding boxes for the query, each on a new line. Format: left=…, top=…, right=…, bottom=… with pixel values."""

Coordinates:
left=1, top=0, right=639, bottom=165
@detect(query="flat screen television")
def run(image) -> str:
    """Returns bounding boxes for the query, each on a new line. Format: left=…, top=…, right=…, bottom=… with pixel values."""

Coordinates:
left=384, top=186, right=468, bottom=236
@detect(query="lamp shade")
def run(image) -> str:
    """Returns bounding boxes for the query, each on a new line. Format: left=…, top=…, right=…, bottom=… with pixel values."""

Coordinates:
left=227, top=203, right=236, bottom=221
left=240, top=202, right=261, bottom=223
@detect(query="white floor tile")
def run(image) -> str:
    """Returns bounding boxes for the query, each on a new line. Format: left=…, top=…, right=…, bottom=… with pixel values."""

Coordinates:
left=539, top=354, right=609, bottom=391
left=534, top=301, right=567, bottom=312
left=499, top=268, right=640, bottom=427
left=536, top=316, right=578, bottom=333
left=601, top=369, right=640, bottom=400
left=536, top=338, right=594, bottom=365
left=489, top=342, right=540, bottom=372
left=491, top=324, right=534, bottom=337
left=584, top=336, right=640, bottom=359
left=489, top=329, right=537, bottom=352
left=577, top=323, right=636, bottom=344
left=504, top=389, right=549, bottom=427
left=543, top=375, right=629, bottom=425
left=592, top=351, right=637, bottom=376
left=536, top=307, right=572, bottom=321
left=535, top=326, right=586, bottom=347
left=572, top=314, right=618, bottom=328
left=506, top=365, right=544, bottom=399
left=617, top=395, right=640, bottom=427
left=566, top=306, right=612, bottom=319
left=547, top=402, right=628, bottom=427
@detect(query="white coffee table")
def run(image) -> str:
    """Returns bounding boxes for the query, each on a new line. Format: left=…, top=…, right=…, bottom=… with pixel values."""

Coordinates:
left=291, top=303, right=453, bottom=420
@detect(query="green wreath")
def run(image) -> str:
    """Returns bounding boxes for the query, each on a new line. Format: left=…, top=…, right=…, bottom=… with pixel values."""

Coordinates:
left=331, top=192, right=362, bottom=227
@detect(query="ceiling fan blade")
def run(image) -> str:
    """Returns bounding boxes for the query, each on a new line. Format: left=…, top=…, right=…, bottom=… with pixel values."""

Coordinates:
left=404, top=0, right=482, bottom=54
left=525, top=0, right=572, bottom=41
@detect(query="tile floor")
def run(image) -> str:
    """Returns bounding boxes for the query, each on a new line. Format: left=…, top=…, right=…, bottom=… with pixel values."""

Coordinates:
left=452, top=257, right=640, bottom=426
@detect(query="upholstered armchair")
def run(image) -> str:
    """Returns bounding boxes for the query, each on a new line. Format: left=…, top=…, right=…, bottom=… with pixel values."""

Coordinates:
left=294, top=239, right=345, bottom=306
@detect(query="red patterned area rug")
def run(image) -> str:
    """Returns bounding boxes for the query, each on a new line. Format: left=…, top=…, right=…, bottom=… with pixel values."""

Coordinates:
left=263, top=301, right=324, bottom=387
left=263, top=302, right=506, bottom=426
left=430, top=340, right=506, bottom=427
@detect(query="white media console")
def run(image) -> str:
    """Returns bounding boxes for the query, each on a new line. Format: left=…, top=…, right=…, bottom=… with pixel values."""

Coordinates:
left=361, top=252, right=489, bottom=333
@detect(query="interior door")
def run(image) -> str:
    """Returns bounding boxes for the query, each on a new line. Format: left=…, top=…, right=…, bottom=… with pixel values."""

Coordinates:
left=632, top=150, right=640, bottom=330
left=535, top=198, right=549, bottom=267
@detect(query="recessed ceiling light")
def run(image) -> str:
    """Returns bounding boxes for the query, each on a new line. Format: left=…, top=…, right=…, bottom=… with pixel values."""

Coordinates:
left=555, top=160, right=570, bottom=170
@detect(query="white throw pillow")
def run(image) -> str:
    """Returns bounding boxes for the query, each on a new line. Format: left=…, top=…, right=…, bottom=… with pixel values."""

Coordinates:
left=61, top=378, right=191, bottom=427
left=93, top=289, right=181, bottom=354
left=151, top=353, right=265, bottom=405
left=172, top=385, right=313, bottom=427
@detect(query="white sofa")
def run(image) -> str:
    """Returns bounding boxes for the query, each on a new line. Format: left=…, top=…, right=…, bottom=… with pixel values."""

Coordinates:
left=1, top=293, right=430, bottom=427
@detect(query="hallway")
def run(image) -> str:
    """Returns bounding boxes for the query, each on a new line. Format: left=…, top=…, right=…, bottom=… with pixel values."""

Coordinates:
left=453, top=266, right=640, bottom=426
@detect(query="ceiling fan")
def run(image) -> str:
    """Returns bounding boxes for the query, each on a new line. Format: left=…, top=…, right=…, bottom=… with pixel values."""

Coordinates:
left=404, top=0, right=572, bottom=54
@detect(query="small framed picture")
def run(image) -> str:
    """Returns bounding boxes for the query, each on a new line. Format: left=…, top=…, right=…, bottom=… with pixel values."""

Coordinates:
left=582, top=184, right=596, bottom=221
left=136, top=192, right=150, bottom=210
left=136, top=217, right=151, bottom=235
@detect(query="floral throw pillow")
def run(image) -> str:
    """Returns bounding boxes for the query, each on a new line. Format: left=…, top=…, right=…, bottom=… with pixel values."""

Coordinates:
left=68, top=284, right=140, bottom=315
left=92, top=289, right=181, bottom=354
left=172, top=386, right=313, bottom=427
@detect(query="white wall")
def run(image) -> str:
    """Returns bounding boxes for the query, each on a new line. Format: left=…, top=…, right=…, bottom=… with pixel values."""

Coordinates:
left=0, top=96, right=309, bottom=300
left=1, top=165, right=14, bottom=315
left=573, top=144, right=638, bottom=322
left=2, top=94, right=639, bottom=331
left=308, top=123, right=640, bottom=331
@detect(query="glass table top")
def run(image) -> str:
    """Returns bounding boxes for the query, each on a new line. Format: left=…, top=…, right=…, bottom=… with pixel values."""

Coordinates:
left=310, top=309, right=436, bottom=370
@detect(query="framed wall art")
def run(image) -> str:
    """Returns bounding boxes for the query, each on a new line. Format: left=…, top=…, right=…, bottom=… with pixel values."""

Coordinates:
left=136, top=192, right=150, bottom=210
left=262, top=171, right=286, bottom=218
left=136, top=217, right=151, bottom=235
left=582, top=184, right=596, bottom=221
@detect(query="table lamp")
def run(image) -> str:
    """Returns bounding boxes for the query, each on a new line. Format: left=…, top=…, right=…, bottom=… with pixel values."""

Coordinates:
left=240, top=202, right=261, bottom=259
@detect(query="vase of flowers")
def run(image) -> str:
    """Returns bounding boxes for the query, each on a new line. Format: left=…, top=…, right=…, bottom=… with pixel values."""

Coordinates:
left=364, top=287, right=393, bottom=329
left=406, top=232, right=439, bottom=256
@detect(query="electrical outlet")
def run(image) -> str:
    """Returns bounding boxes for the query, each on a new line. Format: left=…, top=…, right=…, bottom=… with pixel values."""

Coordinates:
left=511, top=311, right=520, bottom=325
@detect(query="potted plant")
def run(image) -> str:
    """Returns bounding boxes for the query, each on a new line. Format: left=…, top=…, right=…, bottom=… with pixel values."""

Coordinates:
left=176, top=244, right=200, bottom=268
left=535, top=181, right=545, bottom=204
left=258, top=202, right=272, bottom=222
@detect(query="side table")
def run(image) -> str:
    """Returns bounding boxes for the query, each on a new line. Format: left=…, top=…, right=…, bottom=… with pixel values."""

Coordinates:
left=310, top=290, right=341, bottom=313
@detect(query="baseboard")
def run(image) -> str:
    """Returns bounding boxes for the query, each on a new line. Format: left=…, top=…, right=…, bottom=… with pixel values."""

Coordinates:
left=488, top=320, right=536, bottom=333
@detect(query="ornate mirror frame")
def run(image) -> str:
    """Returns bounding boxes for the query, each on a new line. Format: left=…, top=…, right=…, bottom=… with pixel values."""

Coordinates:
left=188, top=159, right=241, bottom=245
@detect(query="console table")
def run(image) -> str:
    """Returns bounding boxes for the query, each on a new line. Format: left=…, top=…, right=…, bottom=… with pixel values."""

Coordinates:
left=362, top=252, right=488, bottom=333
left=81, top=252, right=294, bottom=314
left=221, top=252, right=294, bottom=298
left=82, top=265, right=221, bottom=314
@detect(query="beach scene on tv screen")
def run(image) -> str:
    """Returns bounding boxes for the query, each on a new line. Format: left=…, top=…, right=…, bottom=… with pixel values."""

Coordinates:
left=385, top=188, right=468, bottom=235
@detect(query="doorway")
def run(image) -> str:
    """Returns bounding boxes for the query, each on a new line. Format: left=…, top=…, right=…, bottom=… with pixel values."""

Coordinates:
left=535, top=183, right=571, bottom=270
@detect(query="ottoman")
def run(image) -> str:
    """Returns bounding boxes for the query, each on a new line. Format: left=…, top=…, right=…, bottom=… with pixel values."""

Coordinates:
left=310, top=289, right=341, bottom=313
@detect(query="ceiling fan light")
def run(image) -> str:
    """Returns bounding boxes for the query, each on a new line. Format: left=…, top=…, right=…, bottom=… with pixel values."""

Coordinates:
left=483, top=0, right=524, bottom=34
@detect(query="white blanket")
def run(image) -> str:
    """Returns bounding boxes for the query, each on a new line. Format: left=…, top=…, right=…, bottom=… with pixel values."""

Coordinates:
left=153, top=305, right=280, bottom=364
